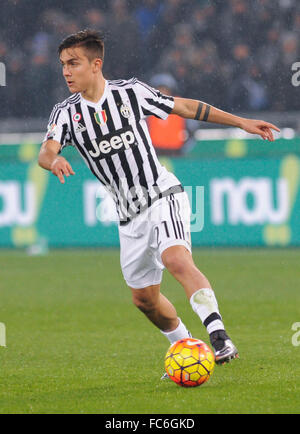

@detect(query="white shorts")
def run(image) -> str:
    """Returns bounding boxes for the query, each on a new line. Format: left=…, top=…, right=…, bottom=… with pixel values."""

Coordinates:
left=118, top=191, right=192, bottom=289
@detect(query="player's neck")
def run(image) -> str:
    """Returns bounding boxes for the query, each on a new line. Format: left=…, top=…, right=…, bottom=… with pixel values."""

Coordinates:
left=81, top=75, right=106, bottom=104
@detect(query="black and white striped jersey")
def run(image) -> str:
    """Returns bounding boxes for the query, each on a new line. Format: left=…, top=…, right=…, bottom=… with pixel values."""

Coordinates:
left=44, top=78, right=183, bottom=224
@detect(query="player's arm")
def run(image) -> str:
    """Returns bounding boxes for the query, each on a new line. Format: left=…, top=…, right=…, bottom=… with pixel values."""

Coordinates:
left=38, top=139, right=75, bottom=184
left=172, top=97, right=280, bottom=142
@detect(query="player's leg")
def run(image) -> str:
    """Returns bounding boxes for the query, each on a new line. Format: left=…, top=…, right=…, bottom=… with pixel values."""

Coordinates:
left=161, top=245, right=238, bottom=363
left=131, top=283, right=177, bottom=332
left=152, top=192, right=238, bottom=363
left=130, top=283, right=192, bottom=380
left=118, top=214, right=190, bottom=347
left=130, top=284, right=191, bottom=343
left=161, top=246, right=212, bottom=299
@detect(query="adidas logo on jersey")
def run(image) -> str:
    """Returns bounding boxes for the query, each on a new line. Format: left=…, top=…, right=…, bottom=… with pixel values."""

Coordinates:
left=89, top=126, right=138, bottom=159
left=75, top=123, right=87, bottom=133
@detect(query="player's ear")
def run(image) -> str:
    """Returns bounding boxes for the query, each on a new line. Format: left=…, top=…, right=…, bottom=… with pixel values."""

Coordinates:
left=92, top=58, right=103, bottom=73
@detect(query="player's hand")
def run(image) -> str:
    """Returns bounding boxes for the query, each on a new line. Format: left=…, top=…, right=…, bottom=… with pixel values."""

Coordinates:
left=239, top=119, right=280, bottom=142
left=50, top=156, right=75, bottom=184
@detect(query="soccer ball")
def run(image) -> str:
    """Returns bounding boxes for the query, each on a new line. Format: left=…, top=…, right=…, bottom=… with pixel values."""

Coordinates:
left=164, top=338, right=215, bottom=387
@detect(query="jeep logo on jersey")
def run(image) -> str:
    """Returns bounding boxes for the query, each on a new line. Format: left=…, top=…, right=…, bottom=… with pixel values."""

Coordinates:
left=89, top=126, right=138, bottom=159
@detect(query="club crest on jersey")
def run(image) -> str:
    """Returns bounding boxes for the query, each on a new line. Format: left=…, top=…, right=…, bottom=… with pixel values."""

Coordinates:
left=120, top=104, right=131, bottom=119
left=94, top=110, right=107, bottom=126
left=73, top=113, right=82, bottom=122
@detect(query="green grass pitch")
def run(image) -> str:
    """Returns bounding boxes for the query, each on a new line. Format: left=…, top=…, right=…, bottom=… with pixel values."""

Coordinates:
left=0, top=248, right=299, bottom=414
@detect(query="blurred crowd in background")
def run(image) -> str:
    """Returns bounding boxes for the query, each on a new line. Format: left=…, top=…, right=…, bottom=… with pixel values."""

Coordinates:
left=0, top=0, right=299, bottom=119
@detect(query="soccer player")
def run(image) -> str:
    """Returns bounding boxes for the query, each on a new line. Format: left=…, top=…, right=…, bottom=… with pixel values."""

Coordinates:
left=39, top=30, right=280, bottom=367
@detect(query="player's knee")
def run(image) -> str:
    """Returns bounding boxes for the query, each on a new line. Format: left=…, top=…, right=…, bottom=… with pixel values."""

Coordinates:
left=163, top=254, right=187, bottom=277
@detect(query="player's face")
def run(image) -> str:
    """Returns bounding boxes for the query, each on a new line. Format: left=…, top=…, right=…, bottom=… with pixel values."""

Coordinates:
left=60, top=47, right=102, bottom=93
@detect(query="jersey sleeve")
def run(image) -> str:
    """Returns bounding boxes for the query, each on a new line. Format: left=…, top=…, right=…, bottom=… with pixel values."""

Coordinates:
left=43, top=106, right=73, bottom=152
left=134, top=80, right=175, bottom=120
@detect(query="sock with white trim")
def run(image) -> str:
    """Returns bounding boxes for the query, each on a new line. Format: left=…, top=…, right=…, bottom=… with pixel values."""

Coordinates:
left=190, top=288, right=225, bottom=335
left=160, top=318, right=191, bottom=345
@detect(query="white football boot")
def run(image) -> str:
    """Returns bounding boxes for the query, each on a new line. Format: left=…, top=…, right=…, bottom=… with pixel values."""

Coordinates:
left=210, top=330, right=239, bottom=365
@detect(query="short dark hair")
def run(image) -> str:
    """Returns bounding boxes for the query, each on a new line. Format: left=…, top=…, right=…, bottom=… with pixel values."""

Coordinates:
left=58, top=29, right=105, bottom=61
